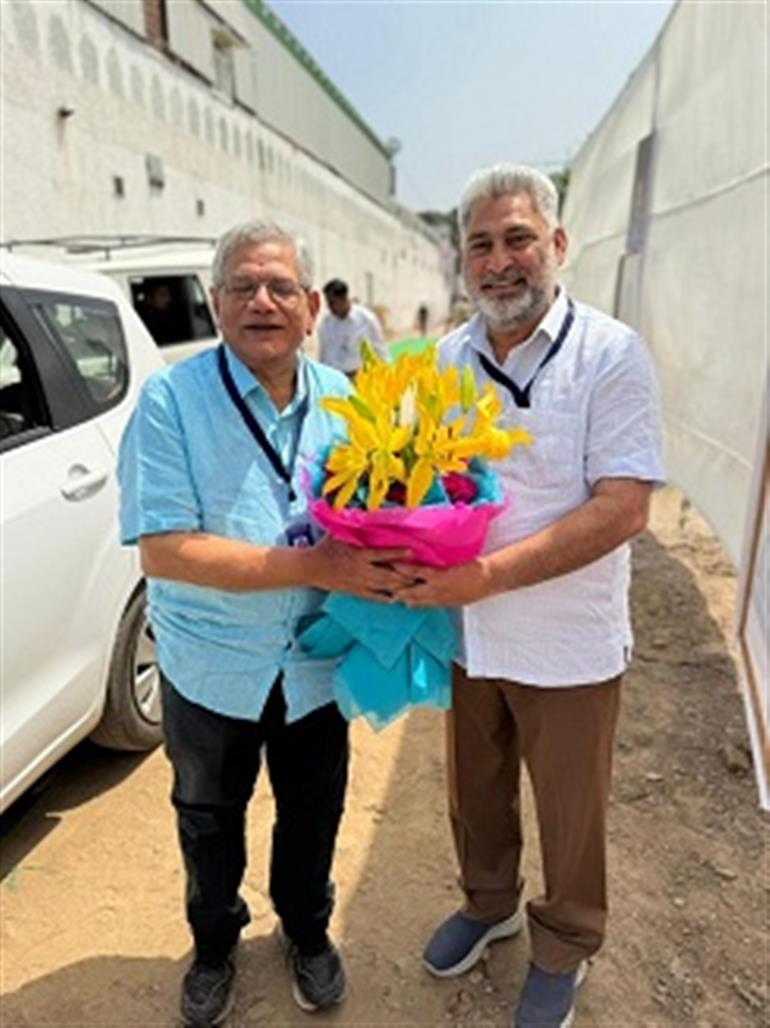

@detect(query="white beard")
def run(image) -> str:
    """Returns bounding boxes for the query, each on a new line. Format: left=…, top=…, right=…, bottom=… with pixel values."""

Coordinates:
left=472, top=280, right=550, bottom=333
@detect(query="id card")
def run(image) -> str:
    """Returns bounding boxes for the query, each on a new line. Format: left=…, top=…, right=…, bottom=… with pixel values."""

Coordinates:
left=285, top=520, right=315, bottom=549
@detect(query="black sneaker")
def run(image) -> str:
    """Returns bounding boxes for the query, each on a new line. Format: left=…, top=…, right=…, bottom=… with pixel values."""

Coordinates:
left=180, top=954, right=236, bottom=1026
left=288, top=940, right=346, bottom=1012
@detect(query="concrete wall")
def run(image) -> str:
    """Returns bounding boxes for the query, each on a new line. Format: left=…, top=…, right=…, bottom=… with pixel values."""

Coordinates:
left=90, top=0, right=145, bottom=37
left=561, top=0, right=769, bottom=808
left=205, top=1, right=393, bottom=205
left=0, top=0, right=450, bottom=334
left=561, top=0, right=767, bottom=567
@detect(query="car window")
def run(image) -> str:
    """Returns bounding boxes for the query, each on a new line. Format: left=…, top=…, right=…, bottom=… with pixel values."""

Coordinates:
left=130, top=274, right=216, bottom=346
left=0, top=323, right=49, bottom=444
left=32, top=297, right=129, bottom=411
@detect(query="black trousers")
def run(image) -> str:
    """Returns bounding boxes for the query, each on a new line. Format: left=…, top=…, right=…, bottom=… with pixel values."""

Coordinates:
left=161, top=674, right=349, bottom=963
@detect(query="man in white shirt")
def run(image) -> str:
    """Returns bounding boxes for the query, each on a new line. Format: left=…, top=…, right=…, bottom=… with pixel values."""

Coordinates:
left=394, top=164, right=664, bottom=1028
left=317, top=279, right=387, bottom=375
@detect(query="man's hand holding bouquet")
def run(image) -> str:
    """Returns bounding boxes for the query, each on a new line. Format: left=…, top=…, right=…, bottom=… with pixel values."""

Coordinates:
left=298, top=344, right=530, bottom=729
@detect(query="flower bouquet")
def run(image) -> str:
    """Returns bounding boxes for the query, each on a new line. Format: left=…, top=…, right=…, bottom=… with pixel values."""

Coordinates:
left=298, top=343, right=530, bottom=729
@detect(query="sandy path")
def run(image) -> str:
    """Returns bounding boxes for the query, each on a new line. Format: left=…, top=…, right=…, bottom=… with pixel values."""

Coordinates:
left=1, top=486, right=767, bottom=1026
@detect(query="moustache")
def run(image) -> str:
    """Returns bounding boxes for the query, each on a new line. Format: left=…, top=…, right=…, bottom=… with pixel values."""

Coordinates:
left=480, top=272, right=528, bottom=289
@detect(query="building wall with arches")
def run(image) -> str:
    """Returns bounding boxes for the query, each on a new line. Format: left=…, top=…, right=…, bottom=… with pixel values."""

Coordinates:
left=1, top=0, right=451, bottom=334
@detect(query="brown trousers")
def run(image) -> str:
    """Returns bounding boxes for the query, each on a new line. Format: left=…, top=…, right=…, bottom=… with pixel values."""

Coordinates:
left=447, top=665, right=621, bottom=973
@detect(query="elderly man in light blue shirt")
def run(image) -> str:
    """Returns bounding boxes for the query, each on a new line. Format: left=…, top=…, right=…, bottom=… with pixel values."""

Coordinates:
left=118, top=220, right=406, bottom=1026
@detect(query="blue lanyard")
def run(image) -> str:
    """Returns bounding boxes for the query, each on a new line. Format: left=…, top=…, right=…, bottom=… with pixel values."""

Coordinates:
left=217, top=344, right=308, bottom=503
left=477, top=298, right=576, bottom=409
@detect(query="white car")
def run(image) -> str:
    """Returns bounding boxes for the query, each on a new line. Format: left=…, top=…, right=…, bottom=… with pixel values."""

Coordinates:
left=3, top=237, right=219, bottom=365
left=0, top=252, right=165, bottom=813
left=80, top=241, right=219, bottom=364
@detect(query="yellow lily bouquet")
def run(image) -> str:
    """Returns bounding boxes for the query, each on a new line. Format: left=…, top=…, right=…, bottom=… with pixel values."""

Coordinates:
left=306, top=343, right=531, bottom=567
left=300, top=344, right=531, bottom=730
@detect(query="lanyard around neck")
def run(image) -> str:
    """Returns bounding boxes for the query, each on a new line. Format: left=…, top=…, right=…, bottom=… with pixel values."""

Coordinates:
left=478, top=297, right=576, bottom=409
left=217, top=345, right=308, bottom=503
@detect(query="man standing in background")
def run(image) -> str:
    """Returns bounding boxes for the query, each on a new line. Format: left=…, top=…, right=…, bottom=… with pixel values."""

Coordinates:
left=417, top=302, right=429, bottom=337
left=317, top=278, right=388, bottom=375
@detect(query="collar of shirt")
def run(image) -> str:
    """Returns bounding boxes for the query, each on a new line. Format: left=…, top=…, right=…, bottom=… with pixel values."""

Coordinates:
left=222, top=343, right=309, bottom=422
left=470, top=286, right=568, bottom=384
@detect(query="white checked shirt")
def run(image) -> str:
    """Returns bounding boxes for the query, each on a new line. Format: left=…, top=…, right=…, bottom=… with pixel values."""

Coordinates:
left=438, top=289, right=665, bottom=687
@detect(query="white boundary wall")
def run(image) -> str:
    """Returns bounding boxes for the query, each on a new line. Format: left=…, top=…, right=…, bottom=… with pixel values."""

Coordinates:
left=561, top=0, right=768, bottom=805
left=0, top=0, right=451, bottom=334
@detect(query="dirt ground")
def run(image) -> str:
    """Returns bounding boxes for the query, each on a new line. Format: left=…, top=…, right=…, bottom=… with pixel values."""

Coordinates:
left=1, top=485, right=767, bottom=1027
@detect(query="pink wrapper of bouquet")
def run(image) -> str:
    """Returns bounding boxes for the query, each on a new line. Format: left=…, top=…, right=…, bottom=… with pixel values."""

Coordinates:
left=307, top=499, right=506, bottom=568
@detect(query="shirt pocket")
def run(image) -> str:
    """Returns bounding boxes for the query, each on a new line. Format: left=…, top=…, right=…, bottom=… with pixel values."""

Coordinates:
left=500, top=409, right=583, bottom=490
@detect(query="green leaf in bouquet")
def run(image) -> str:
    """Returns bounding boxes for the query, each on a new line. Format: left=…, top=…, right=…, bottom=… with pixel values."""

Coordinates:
left=460, top=365, right=477, bottom=411
left=349, top=395, right=376, bottom=422
left=360, top=339, right=379, bottom=368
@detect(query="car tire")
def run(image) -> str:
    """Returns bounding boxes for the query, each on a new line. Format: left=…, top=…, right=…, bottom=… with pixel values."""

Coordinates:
left=90, top=585, right=163, bottom=751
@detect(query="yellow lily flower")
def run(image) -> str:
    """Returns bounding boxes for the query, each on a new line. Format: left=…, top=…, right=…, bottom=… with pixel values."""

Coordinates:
left=321, top=393, right=410, bottom=510
left=319, top=344, right=531, bottom=510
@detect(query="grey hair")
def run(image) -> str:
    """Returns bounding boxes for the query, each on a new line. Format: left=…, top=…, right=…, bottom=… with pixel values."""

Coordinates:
left=458, top=164, right=560, bottom=244
left=211, top=220, right=314, bottom=288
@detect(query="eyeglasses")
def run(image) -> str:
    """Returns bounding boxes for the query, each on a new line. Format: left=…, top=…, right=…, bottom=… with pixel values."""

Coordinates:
left=222, top=278, right=306, bottom=305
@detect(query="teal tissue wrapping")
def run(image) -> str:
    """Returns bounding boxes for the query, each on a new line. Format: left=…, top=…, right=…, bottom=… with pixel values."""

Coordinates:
left=297, top=593, right=455, bottom=731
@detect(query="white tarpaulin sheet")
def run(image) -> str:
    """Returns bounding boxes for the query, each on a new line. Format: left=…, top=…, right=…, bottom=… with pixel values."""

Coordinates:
left=561, top=0, right=768, bottom=806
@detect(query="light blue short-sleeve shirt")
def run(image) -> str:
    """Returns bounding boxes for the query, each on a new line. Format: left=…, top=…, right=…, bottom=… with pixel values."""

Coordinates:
left=118, top=345, right=350, bottom=722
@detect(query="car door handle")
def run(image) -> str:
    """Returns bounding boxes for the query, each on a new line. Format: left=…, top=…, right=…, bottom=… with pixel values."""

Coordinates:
left=60, top=463, right=109, bottom=502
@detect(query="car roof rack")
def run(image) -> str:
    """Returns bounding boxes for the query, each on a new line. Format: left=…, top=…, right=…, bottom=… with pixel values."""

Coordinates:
left=0, top=234, right=216, bottom=260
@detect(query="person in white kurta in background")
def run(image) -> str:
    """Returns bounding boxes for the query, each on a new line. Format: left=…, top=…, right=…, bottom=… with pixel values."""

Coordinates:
left=317, top=279, right=387, bottom=375
left=394, top=164, right=664, bottom=1028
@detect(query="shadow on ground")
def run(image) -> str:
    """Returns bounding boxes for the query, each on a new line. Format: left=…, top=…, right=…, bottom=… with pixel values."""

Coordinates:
left=1, top=522, right=766, bottom=1027
left=1, top=741, right=153, bottom=881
